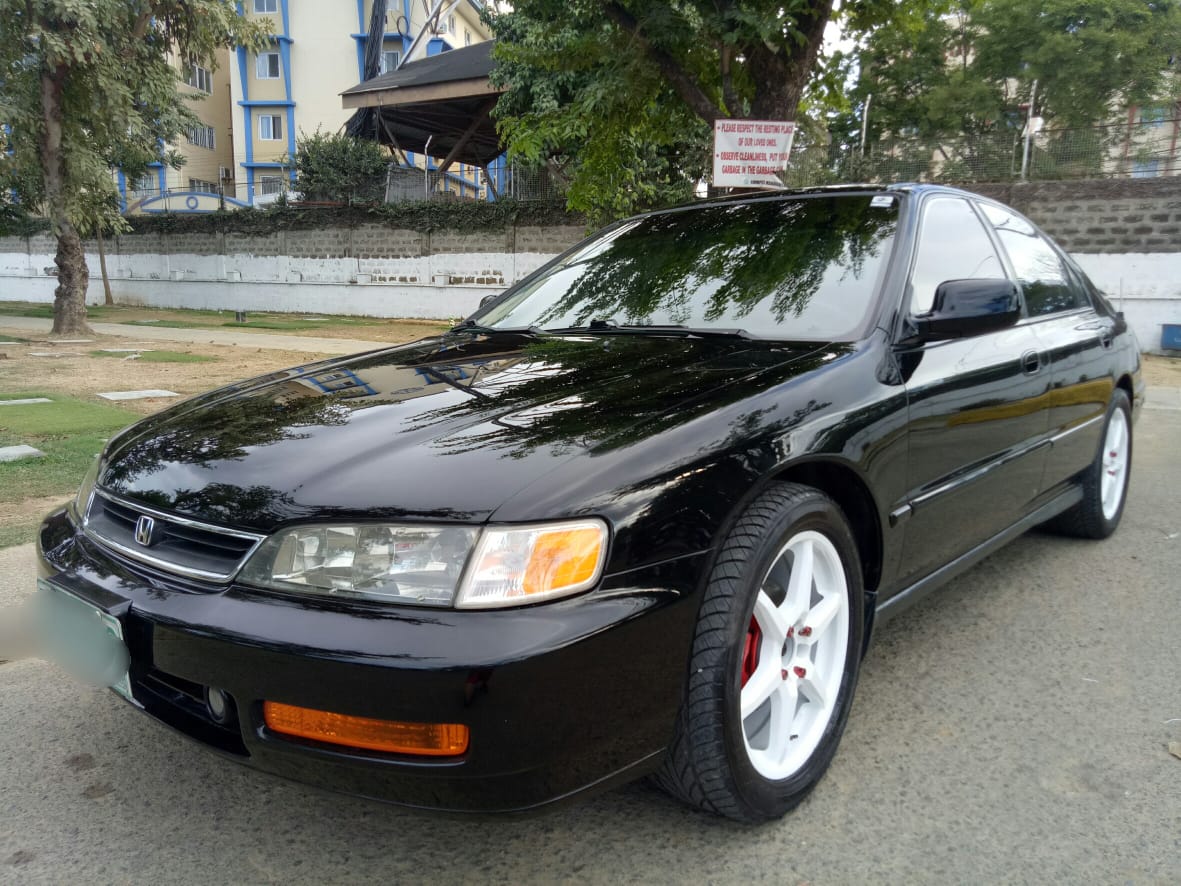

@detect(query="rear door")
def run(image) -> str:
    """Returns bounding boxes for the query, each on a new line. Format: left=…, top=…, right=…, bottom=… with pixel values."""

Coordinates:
left=976, top=203, right=1115, bottom=492
left=895, top=196, right=1051, bottom=587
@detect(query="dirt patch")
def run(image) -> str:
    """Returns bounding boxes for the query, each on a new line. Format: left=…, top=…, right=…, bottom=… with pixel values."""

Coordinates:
left=0, top=495, right=72, bottom=528
left=0, top=333, right=330, bottom=416
left=1142, top=353, right=1181, bottom=388
left=267, top=318, right=450, bottom=341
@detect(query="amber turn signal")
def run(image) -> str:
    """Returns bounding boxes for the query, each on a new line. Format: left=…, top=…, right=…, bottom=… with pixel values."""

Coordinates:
left=263, top=701, right=469, bottom=756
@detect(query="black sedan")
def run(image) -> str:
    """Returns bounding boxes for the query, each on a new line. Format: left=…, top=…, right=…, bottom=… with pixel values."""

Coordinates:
left=36, top=184, right=1143, bottom=822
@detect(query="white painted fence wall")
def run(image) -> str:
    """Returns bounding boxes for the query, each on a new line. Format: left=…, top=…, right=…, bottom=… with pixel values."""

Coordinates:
left=1, top=243, right=1178, bottom=352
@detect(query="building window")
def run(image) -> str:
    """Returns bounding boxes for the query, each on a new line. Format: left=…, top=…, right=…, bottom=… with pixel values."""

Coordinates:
left=187, top=125, right=216, bottom=150
left=256, top=52, right=281, bottom=80
left=253, top=0, right=278, bottom=13
left=1132, top=158, right=1162, bottom=178
left=465, top=29, right=471, bottom=47
left=131, top=173, right=156, bottom=194
left=259, top=175, right=286, bottom=195
left=189, top=178, right=218, bottom=193
left=380, top=50, right=401, bottom=74
left=186, top=63, right=212, bottom=93
left=258, top=114, right=283, bottom=140
left=1139, top=106, right=1169, bottom=128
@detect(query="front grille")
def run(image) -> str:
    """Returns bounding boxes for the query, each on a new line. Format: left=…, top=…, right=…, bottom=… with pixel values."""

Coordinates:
left=84, top=490, right=264, bottom=582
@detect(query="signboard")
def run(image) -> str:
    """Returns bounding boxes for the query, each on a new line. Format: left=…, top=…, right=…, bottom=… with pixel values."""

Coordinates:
left=712, top=119, right=796, bottom=188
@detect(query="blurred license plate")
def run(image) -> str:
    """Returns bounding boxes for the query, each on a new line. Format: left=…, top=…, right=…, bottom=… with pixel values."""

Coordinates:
left=36, top=579, right=133, bottom=701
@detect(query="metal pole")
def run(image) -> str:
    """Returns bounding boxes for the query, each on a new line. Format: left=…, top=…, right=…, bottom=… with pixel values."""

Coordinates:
left=860, top=94, right=872, bottom=157
left=423, top=134, right=433, bottom=197
left=1021, top=79, right=1038, bottom=181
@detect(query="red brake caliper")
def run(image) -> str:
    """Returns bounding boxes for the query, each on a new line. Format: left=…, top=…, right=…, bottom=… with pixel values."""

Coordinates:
left=740, top=616, right=761, bottom=687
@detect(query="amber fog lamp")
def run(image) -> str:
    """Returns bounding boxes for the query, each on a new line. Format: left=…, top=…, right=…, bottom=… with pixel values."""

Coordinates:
left=263, top=701, right=469, bottom=756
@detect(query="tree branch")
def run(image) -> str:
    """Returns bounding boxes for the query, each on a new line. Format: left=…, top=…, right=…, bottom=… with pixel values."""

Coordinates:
left=123, top=7, right=153, bottom=59
left=601, top=1, right=724, bottom=124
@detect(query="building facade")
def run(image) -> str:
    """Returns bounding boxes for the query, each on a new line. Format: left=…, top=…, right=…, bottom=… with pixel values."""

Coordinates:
left=122, top=50, right=241, bottom=213
left=228, top=0, right=492, bottom=205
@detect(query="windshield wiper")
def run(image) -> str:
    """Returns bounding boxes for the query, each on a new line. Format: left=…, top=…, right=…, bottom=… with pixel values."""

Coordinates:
left=546, top=321, right=753, bottom=340
left=447, top=319, right=546, bottom=336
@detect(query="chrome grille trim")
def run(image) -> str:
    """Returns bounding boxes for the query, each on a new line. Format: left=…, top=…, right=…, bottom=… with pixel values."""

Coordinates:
left=83, top=489, right=266, bottom=582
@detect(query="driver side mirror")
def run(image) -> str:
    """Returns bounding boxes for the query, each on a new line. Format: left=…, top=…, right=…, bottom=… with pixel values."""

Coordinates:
left=913, top=278, right=1020, bottom=342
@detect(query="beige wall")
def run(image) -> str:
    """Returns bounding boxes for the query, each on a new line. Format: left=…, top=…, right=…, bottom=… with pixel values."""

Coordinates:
left=229, top=0, right=493, bottom=204
left=174, top=51, right=237, bottom=193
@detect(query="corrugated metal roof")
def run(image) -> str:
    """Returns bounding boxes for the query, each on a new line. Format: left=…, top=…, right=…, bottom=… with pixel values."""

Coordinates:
left=341, top=41, right=495, bottom=97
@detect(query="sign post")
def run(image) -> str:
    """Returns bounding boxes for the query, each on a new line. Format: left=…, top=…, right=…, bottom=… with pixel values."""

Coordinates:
left=712, top=120, right=795, bottom=189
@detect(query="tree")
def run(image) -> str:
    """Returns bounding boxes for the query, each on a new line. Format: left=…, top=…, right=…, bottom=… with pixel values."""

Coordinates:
left=848, top=0, right=1181, bottom=140
left=485, top=1, right=902, bottom=222
left=291, top=130, right=390, bottom=205
left=0, top=1, right=268, bottom=335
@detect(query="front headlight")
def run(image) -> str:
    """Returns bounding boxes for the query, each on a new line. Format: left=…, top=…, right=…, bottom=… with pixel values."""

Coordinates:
left=238, top=519, right=609, bottom=609
left=239, top=524, right=479, bottom=606
left=71, top=455, right=103, bottom=524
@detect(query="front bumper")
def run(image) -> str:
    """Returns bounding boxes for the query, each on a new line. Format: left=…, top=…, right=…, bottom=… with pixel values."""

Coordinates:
left=37, top=508, right=707, bottom=813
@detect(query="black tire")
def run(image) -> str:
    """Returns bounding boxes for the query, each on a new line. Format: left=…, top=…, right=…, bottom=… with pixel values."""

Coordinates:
left=1047, top=389, right=1132, bottom=539
left=654, top=482, right=865, bottom=822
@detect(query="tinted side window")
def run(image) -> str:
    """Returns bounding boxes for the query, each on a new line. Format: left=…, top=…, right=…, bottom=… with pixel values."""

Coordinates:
left=909, top=198, right=1003, bottom=314
left=980, top=205, right=1086, bottom=316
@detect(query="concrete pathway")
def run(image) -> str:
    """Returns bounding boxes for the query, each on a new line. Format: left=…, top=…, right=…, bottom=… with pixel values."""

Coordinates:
left=0, top=315, right=391, bottom=355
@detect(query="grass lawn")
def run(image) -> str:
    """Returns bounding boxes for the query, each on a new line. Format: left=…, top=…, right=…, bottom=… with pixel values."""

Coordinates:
left=0, top=393, right=139, bottom=548
left=0, top=301, right=398, bottom=331
left=89, top=349, right=218, bottom=363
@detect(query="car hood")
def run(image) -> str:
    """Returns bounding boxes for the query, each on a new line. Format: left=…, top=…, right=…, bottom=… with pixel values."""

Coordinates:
left=99, top=333, right=833, bottom=532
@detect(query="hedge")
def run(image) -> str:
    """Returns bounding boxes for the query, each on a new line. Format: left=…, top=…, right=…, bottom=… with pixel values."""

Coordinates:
left=0, top=199, right=584, bottom=240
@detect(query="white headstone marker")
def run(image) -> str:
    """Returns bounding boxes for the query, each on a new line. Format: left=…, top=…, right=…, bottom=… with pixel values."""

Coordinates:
left=97, top=390, right=180, bottom=401
left=0, top=445, right=46, bottom=463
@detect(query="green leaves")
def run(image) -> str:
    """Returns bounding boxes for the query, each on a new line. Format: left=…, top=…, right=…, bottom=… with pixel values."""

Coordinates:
left=847, top=0, right=1181, bottom=140
left=487, top=1, right=846, bottom=223
left=290, top=130, right=389, bottom=205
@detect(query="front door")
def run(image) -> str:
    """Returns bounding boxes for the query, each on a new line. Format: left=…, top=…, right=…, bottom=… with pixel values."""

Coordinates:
left=895, top=196, right=1051, bottom=587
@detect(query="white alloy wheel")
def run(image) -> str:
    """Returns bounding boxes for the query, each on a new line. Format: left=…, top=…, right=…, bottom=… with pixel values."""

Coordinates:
left=1100, top=407, right=1129, bottom=521
left=739, top=529, right=850, bottom=781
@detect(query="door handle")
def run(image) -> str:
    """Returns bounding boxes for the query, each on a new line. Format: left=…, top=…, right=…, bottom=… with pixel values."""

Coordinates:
left=1021, top=350, right=1041, bottom=374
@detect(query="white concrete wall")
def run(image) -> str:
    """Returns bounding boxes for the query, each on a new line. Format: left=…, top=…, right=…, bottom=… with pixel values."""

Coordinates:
left=3, top=247, right=1179, bottom=349
left=1074, top=254, right=1181, bottom=353
left=0, top=248, right=512, bottom=319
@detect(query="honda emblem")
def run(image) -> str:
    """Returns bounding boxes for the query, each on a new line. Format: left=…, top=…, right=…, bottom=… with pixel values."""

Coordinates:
left=134, top=515, right=156, bottom=547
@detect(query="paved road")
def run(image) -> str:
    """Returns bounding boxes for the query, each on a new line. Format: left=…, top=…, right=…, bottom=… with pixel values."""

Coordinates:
left=1, top=403, right=1178, bottom=884
left=0, top=315, right=389, bottom=355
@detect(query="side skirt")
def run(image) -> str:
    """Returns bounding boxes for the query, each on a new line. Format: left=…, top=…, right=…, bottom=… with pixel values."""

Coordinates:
left=872, top=484, right=1084, bottom=629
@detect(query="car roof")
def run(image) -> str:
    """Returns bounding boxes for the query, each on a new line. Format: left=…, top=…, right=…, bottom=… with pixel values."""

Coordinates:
left=639, top=183, right=992, bottom=221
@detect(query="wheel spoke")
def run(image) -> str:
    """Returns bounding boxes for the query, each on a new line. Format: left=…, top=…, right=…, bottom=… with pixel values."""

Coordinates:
left=741, top=657, right=781, bottom=720
left=767, top=681, right=797, bottom=765
left=752, top=588, right=793, bottom=645
left=801, top=595, right=842, bottom=643
left=796, top=670, right=828, bottom=709
left=782, top=537, right=814, bottom=624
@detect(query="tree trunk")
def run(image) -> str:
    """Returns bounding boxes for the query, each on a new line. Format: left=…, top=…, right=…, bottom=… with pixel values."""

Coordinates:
left=51, top=225, right=92, bottom=334
left=40, top=64, right=93, bottom=336
left=748, top=0, right=835, bottom=122
left=96, top=228, right=114, bottom=306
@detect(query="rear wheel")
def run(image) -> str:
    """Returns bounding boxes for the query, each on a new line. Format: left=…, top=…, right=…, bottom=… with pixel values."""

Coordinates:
left=1048, top=389, right=1132, bottom=539
left=655, top=483, right=865, bottom=822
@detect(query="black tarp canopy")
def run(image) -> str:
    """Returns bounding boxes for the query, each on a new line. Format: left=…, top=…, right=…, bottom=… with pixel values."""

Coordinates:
left=341, top=42, right=504, bottom=171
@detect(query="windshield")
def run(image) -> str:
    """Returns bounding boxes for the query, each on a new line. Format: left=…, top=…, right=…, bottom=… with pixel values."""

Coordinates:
left=475, top=194, right=899, bottom=341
